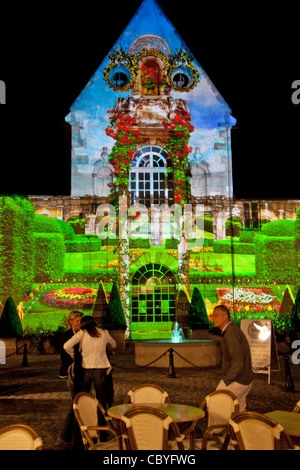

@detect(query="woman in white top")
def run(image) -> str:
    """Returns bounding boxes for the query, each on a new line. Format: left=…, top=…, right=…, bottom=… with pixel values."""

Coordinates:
left=64, top=315, right=116, bottom=411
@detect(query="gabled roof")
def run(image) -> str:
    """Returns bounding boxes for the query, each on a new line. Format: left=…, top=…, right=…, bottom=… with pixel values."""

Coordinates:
left=70, top=0, right=235, bottom=130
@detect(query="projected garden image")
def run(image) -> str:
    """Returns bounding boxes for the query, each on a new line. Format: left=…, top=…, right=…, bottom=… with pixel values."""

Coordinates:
left=0, top=195, right=299, bottom=346
left=0, top=0, right=299, bottom=348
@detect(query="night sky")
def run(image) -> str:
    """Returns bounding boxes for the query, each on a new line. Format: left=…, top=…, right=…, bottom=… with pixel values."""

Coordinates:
left=0, top=1, right=298, bottom=199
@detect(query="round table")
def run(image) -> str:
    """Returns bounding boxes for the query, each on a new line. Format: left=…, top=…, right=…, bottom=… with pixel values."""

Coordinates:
left=108, top=403, right=205, bottom=423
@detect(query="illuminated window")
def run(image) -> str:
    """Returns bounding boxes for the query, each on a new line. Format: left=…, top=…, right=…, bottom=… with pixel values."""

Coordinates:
left=130, top=146, right=173, bottom=208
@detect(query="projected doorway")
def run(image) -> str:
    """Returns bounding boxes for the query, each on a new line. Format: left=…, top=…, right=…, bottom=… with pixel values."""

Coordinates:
left=131, top=263, right=176, bottom=323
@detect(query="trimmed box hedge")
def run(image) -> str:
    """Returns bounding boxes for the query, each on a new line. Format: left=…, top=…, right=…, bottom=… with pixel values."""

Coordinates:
left=255, top=234, right=296, bottom=283
left=33, top=233, right=65, bottom=282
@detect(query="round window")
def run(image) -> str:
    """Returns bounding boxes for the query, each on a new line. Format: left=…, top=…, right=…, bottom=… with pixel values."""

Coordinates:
left=108, top=65, right=132, bottom=88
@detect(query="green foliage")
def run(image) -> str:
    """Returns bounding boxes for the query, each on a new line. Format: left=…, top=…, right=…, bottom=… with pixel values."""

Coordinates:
left=129, top=238, right=151, bottom=249
left=188, top=287, right=209, bottom=329
left=255, top=235, right=296, bottom=283
left=104, top=281, right=126, bottom=330
left=0, top=196, right=35, bottom=306
left=0, top=297, right=23, bottom=337
left=33, top=213, right=62, bottom=234
left=33, top=233, right=65, bottom=282
left=56, top=218, right=76, bottom=240
left=239, top=230, right=258, bottom=243
left=261, top=219, right=295, bottom=237
left=213, top=240, right=255, bottom=254
left=165, top=238, right=180, bottom=249
left=65, top=236, right=102, bottom=252
left=291, top=286, right=300, bottom=332
left=67, top=216, right=85, bottom=235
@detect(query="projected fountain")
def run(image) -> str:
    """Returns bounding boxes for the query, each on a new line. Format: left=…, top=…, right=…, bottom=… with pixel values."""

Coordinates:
left=171, top=322, right=185, bottom=343
left=135, top=322, right=221, bottom=368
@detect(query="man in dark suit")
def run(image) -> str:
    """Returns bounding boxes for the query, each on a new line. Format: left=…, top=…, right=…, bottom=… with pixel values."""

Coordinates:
left=212, top=305, right=252, bottom=411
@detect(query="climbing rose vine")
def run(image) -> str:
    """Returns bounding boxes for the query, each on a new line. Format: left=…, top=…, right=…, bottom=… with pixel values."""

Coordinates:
left=105, top=110, right=140, bottom=208
left=162, top=109, right=194, bottom=206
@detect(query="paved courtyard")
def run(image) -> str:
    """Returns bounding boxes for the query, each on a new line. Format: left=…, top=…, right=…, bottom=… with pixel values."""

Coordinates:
left=0, top=349, right=299, bottom=451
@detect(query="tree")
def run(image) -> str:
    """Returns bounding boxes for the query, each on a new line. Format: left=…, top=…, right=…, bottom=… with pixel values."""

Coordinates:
left=104, top=282, right=126, bottom=330
left=188, top=287, right=209, bottom=329
left=291, top=286, right=300, bottom=332
left=0, top=297, right=23, bottom=337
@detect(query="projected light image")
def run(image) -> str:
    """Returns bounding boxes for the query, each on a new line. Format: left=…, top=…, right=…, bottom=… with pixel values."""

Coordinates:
left=0, top=0, right=299, bottom=346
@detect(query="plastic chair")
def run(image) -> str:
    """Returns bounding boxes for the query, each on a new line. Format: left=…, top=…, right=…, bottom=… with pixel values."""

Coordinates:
left=293, top=400, right=300, bottom=413
left=0, top=424, right=43, bottom=450
left=73, top=392, right=121, bottom=450
left=228, top=411, right=298, bottom=450
left=123, top=383, right=170, bottom=404
left=120, top=405, right=185, bottom=450
left=192, top=390, right=239, bottom=450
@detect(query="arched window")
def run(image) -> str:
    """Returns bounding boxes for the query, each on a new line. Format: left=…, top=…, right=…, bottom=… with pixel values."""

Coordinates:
left=92, top=163, right=114, bottom=196
left=130, top=146, right=173, bottom=208
left=131, top=263, right=176, bottom=323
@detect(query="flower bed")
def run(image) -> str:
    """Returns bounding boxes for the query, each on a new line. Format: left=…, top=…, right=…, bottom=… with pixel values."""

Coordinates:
left=43, top=286, right=97, bottom=310
left=217, top=286, right=281, bottom=313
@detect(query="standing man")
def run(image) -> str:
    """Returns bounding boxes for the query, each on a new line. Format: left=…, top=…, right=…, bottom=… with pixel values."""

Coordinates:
left=212, top=305, right=252, bottom=411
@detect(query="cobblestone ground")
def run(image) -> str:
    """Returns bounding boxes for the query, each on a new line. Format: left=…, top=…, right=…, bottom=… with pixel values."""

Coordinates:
left=0, top=351, right=299, bottom=450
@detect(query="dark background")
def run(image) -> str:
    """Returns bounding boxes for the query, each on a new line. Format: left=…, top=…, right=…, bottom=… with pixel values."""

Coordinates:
left=0, top=1, right=298, bottom=199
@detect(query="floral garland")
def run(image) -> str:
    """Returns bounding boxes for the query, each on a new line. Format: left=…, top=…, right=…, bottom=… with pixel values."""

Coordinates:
left=105, top=110, right=140, bottom=211
left=104, top=46, right=137, bottom=92
left=104, top=46, right=199, bottom=93
left=167, top=63, right=199, bottom=93
left=132, top=49, right=169, bottom=70
left=162, top=109, right=194, bottom=206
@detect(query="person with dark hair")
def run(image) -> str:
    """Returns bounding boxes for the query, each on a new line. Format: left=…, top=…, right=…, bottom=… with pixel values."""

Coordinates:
left=57, top=310, right=84, bottom=448
left=212, top=305, right=252, bottom=411
left=63, top=315, right=116, bottom=413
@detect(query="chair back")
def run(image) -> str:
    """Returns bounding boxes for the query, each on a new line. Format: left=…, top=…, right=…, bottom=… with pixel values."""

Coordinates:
left=228, top=411, right=296, bottom=450
left=73, top=392, right=101, bottom=439
left=0, top=424, right=43, bottom=450
left=73, top=392, right=120, bottom=450
left=123, top=383, right=170, bottom=404
left=120, top=405, right=184, bottom=450
left=202, top=390, right=239, bottom=429
left=293, top=400, right=300, bottom=413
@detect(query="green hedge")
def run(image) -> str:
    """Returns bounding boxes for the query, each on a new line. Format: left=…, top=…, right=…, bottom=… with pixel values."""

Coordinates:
left=65, top=237, right=102, bottom=252
left=56, top=219, right=76, bottom=240
left=213, top=240, right=255, bottom=254
left=33, top=213, right=62, bottom=234
left=255, top=235, right=296, bottom=283
left=262, top=219, right=295, bottom=237
left=239, top=230, right=258, bottom=243
left=33, top=233, right=65, bottom=282
left=165, top=238, right=180, bottom=249
left=129, top=238, right=151, bottom=248
left=0, top=197, right=35, bottom=306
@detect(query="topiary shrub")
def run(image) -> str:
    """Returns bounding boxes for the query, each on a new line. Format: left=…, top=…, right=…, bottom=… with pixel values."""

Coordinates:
left=56, top=218, right=76, bottom=240
left=0, top=297, right=23, bottom=337
left=33, top=233, right=65, bottom=282
left=33, top=213, right=62, bottom=234
left=0, top=197, right=35, bottom=307
left=103, top=281, right=126, bottom=330
left=188, top=287, right=209, bottom=329
left=255, top=235, right=296, bottom=283
left=261, top=219, right=295, bottom=237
